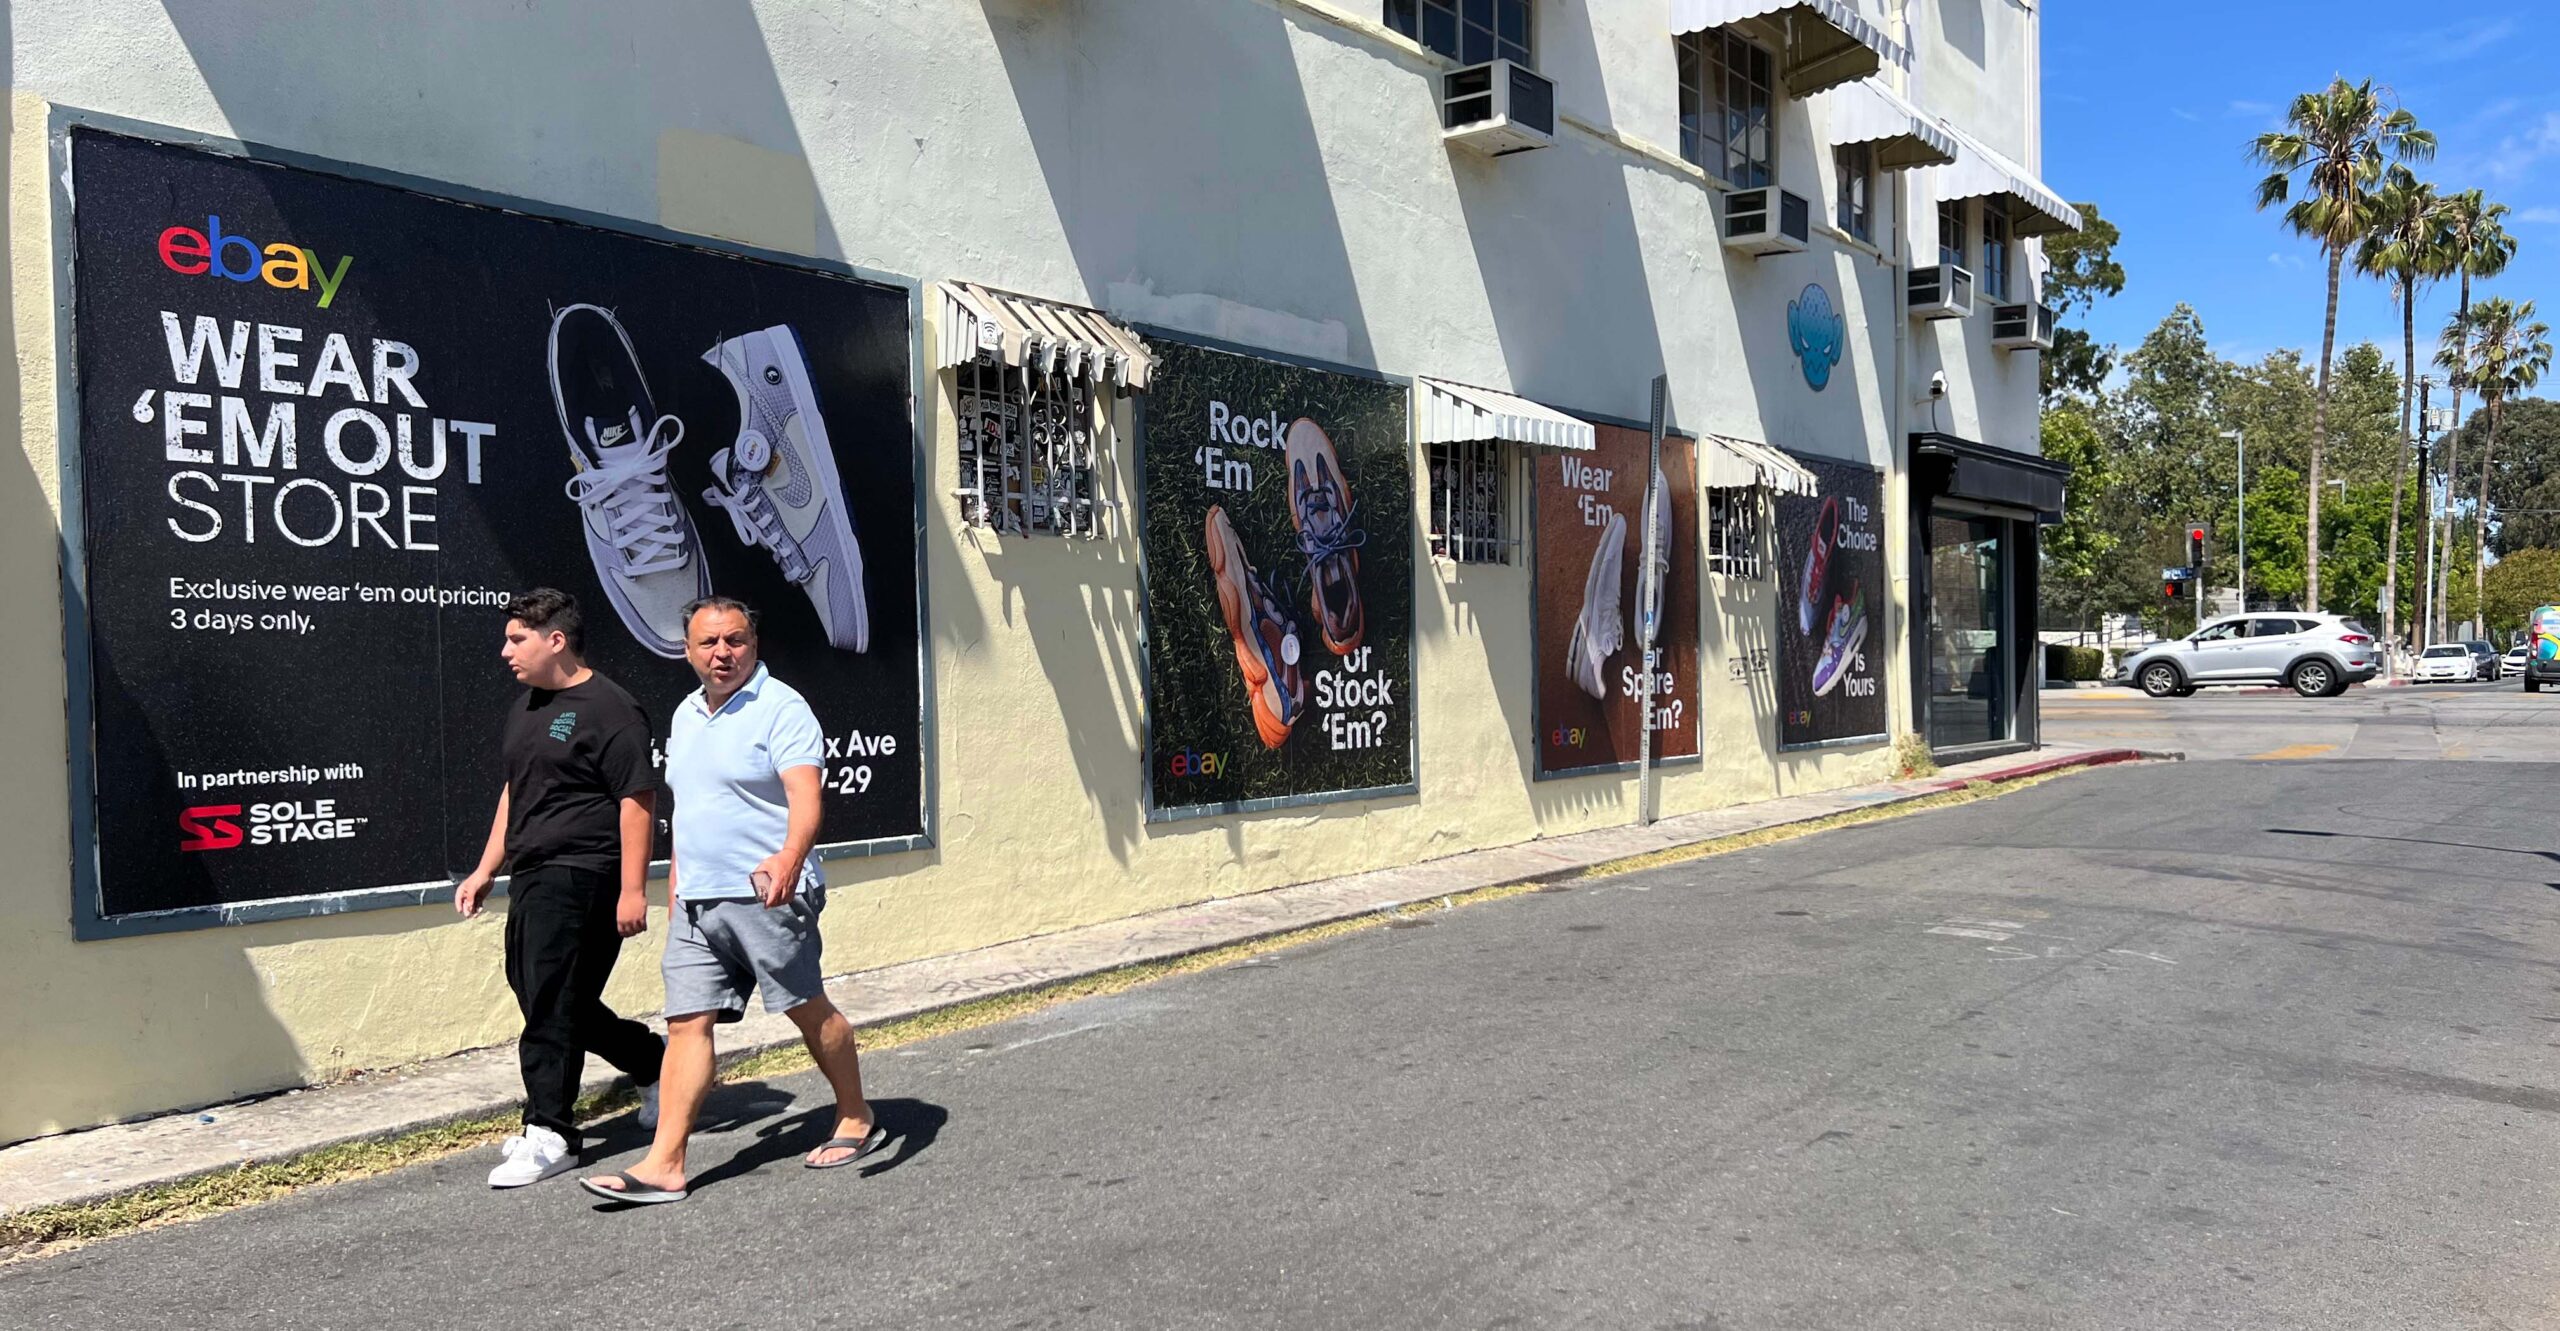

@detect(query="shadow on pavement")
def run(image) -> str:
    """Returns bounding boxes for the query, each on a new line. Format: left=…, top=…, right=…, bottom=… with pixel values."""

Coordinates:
left=2269, top=827, right=2560, bottom=862
left=665, top=1094, right=947, bottom=1196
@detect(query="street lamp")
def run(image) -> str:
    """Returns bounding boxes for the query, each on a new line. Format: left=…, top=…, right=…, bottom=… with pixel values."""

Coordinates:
left=2220, top=429, right=2245, bottom=610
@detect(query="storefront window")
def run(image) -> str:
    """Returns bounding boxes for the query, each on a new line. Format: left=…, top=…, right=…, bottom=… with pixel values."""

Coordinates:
left=1927, top=512, right=2006, bottom=749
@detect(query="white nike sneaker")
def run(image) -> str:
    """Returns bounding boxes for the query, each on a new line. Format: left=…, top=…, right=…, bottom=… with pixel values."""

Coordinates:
left=548, top=304, right=712, bottom=659
left=487, top=1125, right=574, bottom=1189
left=1641, top=468, right=1672, bottom=647
left=702, top=325, right=869, bottom=653
left=1567, top=510, right=1627, bottom=701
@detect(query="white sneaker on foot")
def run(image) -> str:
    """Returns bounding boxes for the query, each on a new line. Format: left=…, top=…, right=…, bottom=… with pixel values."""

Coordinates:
left=487, top=1125, right=574, bottom=1189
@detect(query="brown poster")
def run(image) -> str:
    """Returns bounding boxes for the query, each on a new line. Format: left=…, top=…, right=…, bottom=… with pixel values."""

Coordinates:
left=1533, top=423, right=1700, bottom=776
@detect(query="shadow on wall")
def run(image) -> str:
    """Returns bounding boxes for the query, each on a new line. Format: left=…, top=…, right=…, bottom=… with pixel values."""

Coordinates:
left=157, top=0, right=838, bottom=257
left=984, top=0, right=1376, bottom=367
left=1937, top=0, right=1988, bottom=70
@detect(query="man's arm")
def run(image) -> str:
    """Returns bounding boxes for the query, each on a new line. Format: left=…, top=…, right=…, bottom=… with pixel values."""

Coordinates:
left=615, top=790, right=654, bottom=937
left=755, top=765, right=823, bottom=907
left=454, top=785, right=509, bottom=917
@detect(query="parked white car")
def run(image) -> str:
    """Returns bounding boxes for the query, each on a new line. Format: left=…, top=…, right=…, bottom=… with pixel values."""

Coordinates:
left=2417, top=643, right=2480, bottom=683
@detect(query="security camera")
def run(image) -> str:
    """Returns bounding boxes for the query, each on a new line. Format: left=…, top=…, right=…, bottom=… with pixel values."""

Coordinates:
left=1927, top=370, right=1948, bottom=399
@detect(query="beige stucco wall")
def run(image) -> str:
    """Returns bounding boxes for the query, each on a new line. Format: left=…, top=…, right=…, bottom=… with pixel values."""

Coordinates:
left=0, top=0, right=2041, bottom=1142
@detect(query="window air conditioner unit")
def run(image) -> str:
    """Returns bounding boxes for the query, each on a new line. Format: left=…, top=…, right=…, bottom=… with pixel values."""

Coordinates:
left=1990, top=302, right=2057, bottom=351
left=1442, top=60, right=1555, bottom=157
left=1722, top=186, right=1810, bottom=256
left=1910, top=264, right=1975, bottom=320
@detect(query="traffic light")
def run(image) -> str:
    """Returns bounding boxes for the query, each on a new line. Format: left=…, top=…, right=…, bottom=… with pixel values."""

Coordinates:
left=2163, top=579, right=2182, bottom=601
left=2185, top=523, right=2210, bottom=570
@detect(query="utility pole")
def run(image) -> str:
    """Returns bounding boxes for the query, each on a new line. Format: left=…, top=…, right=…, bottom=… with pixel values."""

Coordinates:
left=1635, top=374, right=1667, bottom=828
left=2222, top=429, right=2246, bottom=611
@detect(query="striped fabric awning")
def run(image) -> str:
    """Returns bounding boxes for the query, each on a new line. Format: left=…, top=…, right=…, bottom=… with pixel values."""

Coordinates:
left=1669, top=0, right=1910, bottom=96
left=934, top=281, right=1153, bottom=392
left=1417, top=378, right=1595, bottom=453
left=1701, top=435, right=1820, bottom=495
left=1826, top=77, right=1957, bottom=170
left=1930, top=120, right=2082, bottom=237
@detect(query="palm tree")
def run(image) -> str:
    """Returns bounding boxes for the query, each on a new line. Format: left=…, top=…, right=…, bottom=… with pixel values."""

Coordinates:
left=2430, top=189, right=2518, bottom=639
left=2353, top=166, right=2446, bottom=658
left=2458, top=298, right=2554, bottom=625
left=2251, top=78, right=2434, bottom=611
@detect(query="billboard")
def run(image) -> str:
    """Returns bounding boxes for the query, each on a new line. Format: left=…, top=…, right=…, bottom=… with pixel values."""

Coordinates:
left=1774, top=454, right=1886, bottom=749
left=66, top=127, right=925, bottom=923
left=1533, top=424, right=1700, bottom=777
left=1139, top=338, right=1414, bottom=817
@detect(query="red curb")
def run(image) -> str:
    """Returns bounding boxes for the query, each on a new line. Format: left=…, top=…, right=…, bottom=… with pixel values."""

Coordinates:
left=1924, top=747, right=2158, bottom=792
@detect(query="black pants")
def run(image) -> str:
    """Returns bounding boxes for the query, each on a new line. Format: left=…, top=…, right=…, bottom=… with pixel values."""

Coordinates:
left=504, top=863, right=663, bottom=1151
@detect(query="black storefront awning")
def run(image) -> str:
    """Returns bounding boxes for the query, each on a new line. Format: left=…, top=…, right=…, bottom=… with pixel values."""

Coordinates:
left=1911, top=432, right=2069, bottom=521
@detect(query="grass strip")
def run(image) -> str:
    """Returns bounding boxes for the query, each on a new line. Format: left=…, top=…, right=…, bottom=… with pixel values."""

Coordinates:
left=2, top=763, right=2075, bottom=1259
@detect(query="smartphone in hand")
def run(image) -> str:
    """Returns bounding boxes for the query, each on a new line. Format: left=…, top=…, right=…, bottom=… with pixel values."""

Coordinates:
left=752, top=868, right=780, bottom=908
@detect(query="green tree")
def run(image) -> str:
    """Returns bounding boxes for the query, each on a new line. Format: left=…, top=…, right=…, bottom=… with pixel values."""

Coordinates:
left=2428, top=189, right=2518, bottom=638
left=2482, top=548, right=2560, bottom=637
left=2478, top=398, right=2560, bottom=554
left=2251, top=78, right=2434, bottom=611
left=2041, top=201, right=2125, bottom=401
left=2325, top=341, right=2405, bottom=484
left=2038, top=407, right=2144, bottom=628
left=2455, top=298, right=2555, bottom=618
left=2354, top=165, right=2449, bottom=651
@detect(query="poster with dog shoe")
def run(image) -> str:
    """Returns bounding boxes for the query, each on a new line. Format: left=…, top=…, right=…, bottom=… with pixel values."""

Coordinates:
left=1773, top=454, right=1886, bottom=749
left=1532, top=423, right=1701, bottom=777
left=1139, top=338, right=1414, bottom=818
left=64, top=126, right=923, bottom=921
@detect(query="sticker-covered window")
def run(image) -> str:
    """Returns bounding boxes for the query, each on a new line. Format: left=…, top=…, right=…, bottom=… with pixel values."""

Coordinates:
left=955, top=359, right=1110, bottom=538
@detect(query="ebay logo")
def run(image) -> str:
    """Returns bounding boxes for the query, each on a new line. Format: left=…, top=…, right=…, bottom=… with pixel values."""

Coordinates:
left=157, top=215, right=353, bottom=309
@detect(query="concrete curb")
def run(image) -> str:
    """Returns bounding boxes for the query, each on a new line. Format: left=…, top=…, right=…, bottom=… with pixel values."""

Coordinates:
left=0, top=744, right=2168, bottom=1219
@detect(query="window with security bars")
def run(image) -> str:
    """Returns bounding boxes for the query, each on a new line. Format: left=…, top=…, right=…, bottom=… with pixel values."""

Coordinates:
left=1676, top=27, right=1776, bottom=188
left=1428, top=438, right=1517, bottom=564
left=953, top=357, right=1113, bottom=538
left=1706, top=486, right=1764, bottom=579
left=1387, top=0, right=1532, bottom=67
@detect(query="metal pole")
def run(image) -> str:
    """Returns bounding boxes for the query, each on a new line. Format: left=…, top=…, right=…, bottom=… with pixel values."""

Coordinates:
left=2236, top=431, right=2246, bottom=611
left=2420, top=380, right=2438, bottom=649
left=1636, top=374, right=1668, bottom=828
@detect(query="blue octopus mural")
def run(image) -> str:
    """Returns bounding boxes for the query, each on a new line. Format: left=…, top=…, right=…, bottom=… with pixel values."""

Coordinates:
left=1787, top=282, right=1846, bottom=392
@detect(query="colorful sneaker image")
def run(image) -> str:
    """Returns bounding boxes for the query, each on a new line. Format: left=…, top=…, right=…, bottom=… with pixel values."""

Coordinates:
left=1206, top=505, right=1304, bottom=749
left=701, top=325, right=869, bottom=653
left=1797, top=495, right=1840, bottom=638
left=1284, top=418, right=1366, bottom=656
left=547, top=303, right=712, bottom=659
left=1811, top=584, right=1867, bottom=698
left=1567, top=510, right=1628, bottom=701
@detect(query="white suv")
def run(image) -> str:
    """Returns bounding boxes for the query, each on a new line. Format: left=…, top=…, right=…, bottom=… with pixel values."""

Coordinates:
left=2120, top=614, right=2380, bottom=698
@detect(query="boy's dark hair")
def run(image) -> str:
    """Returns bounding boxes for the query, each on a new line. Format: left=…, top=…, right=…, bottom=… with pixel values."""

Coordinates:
left=505, top=588, right=584, bottom=655
left=681, top=595, right=761, bottom=639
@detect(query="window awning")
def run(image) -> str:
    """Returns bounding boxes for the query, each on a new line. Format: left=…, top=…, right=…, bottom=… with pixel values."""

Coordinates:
left=1701, top=435, right=1820, bottom=495
left=1826, top=77, right=1956, bottom=170
left=934, top=281, right=1153, bottom=392
left=1669, top=0, right=1911, bottom=95
left=1913, top=432, right=2068, bottom=520
left=1930, top=120, right=2081, bottom=237
left=1417, top=379, right=1595, bottom=453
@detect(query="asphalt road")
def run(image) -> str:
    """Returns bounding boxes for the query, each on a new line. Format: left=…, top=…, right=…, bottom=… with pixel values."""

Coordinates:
left=2046, top=676, right=2560, bottom=762
left=9, top=754, right=2560, bottom=1328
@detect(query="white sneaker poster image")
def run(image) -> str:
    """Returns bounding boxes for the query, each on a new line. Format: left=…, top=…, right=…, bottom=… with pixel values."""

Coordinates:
left=1531, top=424, right=1701, bottom=777
left=1772, top=454, right=1886, bottom=750
left=63, top=127, right=924, bottom=922
left=1138, top=338, right=1415, bottom=818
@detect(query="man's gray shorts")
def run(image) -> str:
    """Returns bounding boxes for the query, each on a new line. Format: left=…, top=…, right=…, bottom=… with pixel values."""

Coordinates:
left=663, top=886, right=827, bottom=1023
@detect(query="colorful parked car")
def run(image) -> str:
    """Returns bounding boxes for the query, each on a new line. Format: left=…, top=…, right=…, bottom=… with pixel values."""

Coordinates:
left=2525, top=606, right=2560, bottom=693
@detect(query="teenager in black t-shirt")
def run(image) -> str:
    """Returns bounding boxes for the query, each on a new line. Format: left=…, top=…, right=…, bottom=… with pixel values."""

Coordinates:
left=455, top=588, right=666, bottom=1189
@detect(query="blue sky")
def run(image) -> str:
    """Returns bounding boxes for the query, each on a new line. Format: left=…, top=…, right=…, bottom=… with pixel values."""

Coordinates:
left=2043, top=6, right=2558, bottom=377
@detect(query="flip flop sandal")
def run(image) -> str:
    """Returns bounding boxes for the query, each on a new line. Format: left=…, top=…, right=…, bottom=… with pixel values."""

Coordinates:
left=578, top=1171, right=687, bottom=1205
left=805, top=1125, right=890, bottom=1170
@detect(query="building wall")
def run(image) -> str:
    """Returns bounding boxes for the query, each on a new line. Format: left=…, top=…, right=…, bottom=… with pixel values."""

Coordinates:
left=0, top=0, right=2042, bottom=1141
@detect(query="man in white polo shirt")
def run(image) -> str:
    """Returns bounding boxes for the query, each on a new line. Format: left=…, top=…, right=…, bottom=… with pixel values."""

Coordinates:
left=580, top=596, right=882, bottom=1205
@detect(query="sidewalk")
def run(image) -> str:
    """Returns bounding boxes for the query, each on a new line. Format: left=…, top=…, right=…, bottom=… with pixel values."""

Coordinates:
left=0, top=743, right=2166, bottom=1218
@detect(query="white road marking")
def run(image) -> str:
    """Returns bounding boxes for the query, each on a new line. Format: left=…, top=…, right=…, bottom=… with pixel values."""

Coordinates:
left=1928, top=926, right=2015, bottom=941
left=2106, top=949, right=2179, bottom=966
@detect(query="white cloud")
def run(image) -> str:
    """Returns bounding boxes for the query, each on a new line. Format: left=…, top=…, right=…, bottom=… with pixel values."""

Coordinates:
left=2227, top=100, right=2276, bottom=119
left=2513, top=207, right=2560, bottom=225
left=2267, top=252, right=2307, bottom=271
left=2415, top=17, right=2520, bottom=62
left=2479, top=112, right=2560, bottom=185
left=2171, top=107, right=2202, bottom=123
